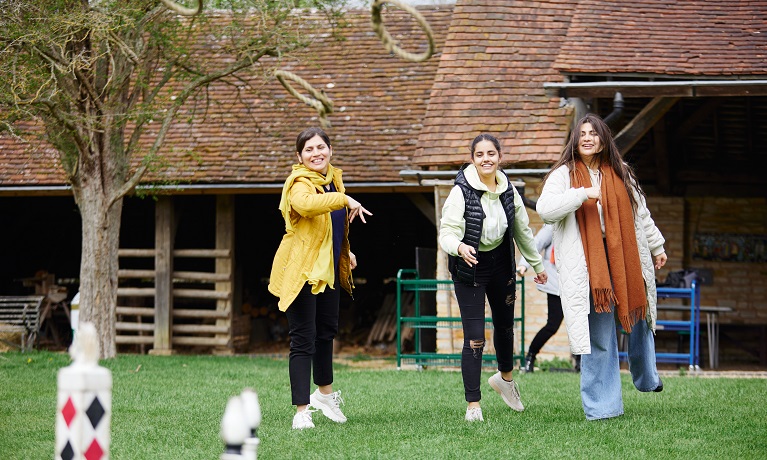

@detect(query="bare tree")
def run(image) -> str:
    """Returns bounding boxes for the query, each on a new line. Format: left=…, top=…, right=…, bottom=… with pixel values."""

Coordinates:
left=0, top=0, right=345, bottom=357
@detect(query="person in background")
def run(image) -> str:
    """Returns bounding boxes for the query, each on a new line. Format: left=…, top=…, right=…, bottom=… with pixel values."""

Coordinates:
left=268, top=127, right=372, bottom=429
left=517, top=223, right=579, bottom=372
left=536, top=114, right=666, bottom=421
left=439, top=133, right=547, bottom=423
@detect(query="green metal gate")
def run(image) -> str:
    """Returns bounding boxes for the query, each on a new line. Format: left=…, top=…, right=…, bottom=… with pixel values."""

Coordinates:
left=395, top=268, right=525, bottom=369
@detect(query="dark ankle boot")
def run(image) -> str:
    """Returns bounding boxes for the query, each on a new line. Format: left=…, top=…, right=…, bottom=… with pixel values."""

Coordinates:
left=523, top=352, right=536, bottom=373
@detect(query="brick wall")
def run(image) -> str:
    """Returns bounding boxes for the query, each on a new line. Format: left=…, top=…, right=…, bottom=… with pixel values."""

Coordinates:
left=684, top=197, right=767, bottom=325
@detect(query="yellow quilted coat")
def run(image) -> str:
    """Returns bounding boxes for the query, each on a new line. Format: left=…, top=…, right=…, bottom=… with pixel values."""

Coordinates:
left=268, top=172, right=353, bottom=311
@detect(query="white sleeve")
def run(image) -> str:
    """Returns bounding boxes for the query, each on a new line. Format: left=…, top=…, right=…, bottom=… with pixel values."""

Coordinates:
left=438, top=186, right=466, bottom=256
left=635, top=189, right=666, bottom=256
left=536, top=166, right=589, bottom=224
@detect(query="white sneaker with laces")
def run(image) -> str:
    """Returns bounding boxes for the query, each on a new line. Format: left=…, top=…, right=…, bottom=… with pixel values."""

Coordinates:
left=488, top=371, right=525, bottom=412
left=292, top=408, right=316, bottom=429
left=465, top=406, right=484, bottom=422
left=310, top=389, right=347, bottom=423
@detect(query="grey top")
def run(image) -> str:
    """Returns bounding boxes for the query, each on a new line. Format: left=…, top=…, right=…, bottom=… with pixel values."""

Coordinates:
left=518, top=224, right=559, bottom=296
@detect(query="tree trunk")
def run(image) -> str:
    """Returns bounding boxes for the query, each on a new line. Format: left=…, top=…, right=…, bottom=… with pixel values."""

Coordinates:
left=74, top=183, right=124, bottom=359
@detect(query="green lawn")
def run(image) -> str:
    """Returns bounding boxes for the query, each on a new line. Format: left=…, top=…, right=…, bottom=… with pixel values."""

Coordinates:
left=1, top=351, right=766, bottom=459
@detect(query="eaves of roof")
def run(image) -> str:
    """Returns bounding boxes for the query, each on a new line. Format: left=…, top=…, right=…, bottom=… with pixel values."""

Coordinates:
left=544, top=79, right=767, bottom=99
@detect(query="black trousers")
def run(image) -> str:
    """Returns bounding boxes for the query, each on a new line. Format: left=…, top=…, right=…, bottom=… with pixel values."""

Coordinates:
left=453, top=244, right=516, bottom=403
left=285, top=282, right=340, bottom=406
left=528, top=293, right=564, bottom=356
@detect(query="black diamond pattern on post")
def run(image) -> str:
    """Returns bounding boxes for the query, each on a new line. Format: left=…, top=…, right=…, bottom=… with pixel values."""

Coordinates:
left=86, top=397, right=105, bottom=429
left=61, top=441, right=75, bottom=460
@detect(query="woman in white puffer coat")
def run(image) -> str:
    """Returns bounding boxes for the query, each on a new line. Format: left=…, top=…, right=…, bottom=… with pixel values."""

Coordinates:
left=536, top=113, right=667, bottom=421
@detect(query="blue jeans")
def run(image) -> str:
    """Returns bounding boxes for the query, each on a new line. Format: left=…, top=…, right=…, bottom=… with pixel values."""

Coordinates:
left=580, top=300, right=661, bottom=420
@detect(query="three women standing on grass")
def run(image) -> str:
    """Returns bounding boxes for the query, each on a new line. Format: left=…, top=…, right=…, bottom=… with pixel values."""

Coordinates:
left=269, top=127, right=372, bottom=430
left=536, top=114, right=667, bottom=420
left=439, top=133, right=548, bottom=422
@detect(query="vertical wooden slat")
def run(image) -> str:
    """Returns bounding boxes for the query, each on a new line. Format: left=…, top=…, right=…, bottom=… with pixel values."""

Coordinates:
left=151, top=196, right=174, bottom=355
left=653, top=121, right=670, bottom=194
left=215, top=195, right=235, bottom=354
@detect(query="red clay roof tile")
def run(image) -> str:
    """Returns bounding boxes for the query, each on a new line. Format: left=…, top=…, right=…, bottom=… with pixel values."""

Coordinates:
left=554, top=0, right=767, bottom=76
left=413, top=0, right=576, bottom=168
left=0, top=7, right=452, bottom=187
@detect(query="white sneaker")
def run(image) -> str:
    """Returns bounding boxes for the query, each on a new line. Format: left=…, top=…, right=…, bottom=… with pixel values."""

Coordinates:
left=465, top=406, right=484, bottom=422
left=310, top=389, right=347, bottom=423
left=488, top=371, right=524, bottom=412
left=292, top=408, right=316, bottom=429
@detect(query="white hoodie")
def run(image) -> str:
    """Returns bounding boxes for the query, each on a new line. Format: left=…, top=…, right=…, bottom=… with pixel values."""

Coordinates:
left=438, top=164, right=544, bottom=274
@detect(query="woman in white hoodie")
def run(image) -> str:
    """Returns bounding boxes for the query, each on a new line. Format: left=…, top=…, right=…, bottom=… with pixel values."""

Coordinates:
left=536, top=114, right=667, bottom=421
left=439, top=133, right=547, bottom=422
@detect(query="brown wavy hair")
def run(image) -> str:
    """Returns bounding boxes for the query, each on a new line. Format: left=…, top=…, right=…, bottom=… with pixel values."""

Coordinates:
left=542, top=113, right=645, bottom=212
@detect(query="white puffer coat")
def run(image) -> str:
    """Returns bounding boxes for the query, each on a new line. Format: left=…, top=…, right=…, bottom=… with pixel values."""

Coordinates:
left=536, top=165, right=666, bottom=355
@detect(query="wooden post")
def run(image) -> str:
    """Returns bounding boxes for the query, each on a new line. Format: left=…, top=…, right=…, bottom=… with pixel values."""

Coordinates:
left=215, top=195, right=235, bottom=355
left=151, top=196, right=174, bottom=355
left=653, top=121, right=671, bottom=194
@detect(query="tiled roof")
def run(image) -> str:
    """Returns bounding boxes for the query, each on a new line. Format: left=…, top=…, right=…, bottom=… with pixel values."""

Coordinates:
left=412, top=0, right=576, bottom=168
left=0, top=6, right=452, bottom=187
left=554, top=0, right=767, bottom=76
left=0, top=122, right=63, bottom=187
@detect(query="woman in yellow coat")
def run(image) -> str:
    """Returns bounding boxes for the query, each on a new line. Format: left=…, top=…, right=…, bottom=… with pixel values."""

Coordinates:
left=269, top=127, right=371, bottom=430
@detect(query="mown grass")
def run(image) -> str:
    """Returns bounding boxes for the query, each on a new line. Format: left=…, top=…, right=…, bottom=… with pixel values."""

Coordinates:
left=1, top=351, right=766, bottom=459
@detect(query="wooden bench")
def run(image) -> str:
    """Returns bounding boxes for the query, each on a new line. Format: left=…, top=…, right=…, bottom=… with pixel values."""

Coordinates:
left=0, top=296, right=46, bottom=352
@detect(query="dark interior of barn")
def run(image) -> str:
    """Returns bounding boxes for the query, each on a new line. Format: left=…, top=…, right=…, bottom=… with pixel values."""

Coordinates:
left=0, top=191, right=438, bottom=354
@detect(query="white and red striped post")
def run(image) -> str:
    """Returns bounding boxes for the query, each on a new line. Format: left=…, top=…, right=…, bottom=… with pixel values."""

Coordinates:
left=55, top=322, right=112, bottom=460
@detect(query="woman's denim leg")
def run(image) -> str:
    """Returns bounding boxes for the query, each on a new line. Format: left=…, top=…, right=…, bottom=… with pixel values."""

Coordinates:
left=627, top=318, right=661, bottom=392
left=580, top=305, right=623, bottom=420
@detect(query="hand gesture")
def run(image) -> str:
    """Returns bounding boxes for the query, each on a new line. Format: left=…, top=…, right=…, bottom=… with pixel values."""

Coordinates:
left=346, top=196, right=373, bottom=223
left=533, top=270, right=548, bottom=285
left=458, top=243, right=478, bottom=267
left=585, top=186, right=601, bottom=202
left=654, top=252, right=667, bottom=270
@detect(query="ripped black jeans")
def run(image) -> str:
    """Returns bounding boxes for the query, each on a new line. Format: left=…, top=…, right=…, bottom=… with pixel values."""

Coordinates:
left=453, top=244, right=517, bottom=403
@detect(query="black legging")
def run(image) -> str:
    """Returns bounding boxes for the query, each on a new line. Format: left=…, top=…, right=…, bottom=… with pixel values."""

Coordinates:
left=453, top=243, right=516, bottom=403
left=285, top=282, right=340, bottom=406
left=527, top=293, right=563, bottom=356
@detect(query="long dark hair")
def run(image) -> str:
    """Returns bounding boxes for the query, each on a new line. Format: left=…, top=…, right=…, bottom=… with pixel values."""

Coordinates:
left=295, top=127, right=331, bottom=154
left=542, top=113, right=645, bottom=211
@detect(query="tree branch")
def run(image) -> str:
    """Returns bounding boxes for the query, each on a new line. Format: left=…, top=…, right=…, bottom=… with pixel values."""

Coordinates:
left=41, top=101, right=87, bottom=179
left=107, top=46, right=278, bottom=210
left=30, top=45, right=105, bottom=116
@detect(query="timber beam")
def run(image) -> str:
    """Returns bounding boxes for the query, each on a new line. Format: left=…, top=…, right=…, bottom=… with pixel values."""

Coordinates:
left=615, top=97, right=680, bottom=155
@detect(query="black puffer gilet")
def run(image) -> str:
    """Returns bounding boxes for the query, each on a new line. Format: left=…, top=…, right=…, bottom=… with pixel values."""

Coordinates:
left=449, top=166, right=518, bottom=286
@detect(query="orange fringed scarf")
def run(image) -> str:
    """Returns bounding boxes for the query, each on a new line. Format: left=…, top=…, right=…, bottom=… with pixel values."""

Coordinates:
left=571, top=161, right=647, bottom=333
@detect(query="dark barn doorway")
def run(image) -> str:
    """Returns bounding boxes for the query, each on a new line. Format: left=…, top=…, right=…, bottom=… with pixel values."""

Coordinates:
left=236, top=191, right=437, bottom=352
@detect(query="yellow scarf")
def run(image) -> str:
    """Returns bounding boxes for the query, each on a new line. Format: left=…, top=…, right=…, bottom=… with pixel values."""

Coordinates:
left=278, top=164, right=337, bottom=294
